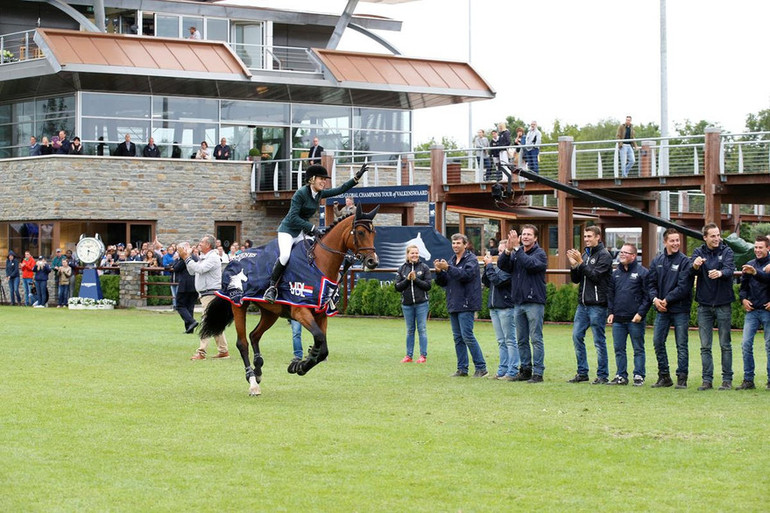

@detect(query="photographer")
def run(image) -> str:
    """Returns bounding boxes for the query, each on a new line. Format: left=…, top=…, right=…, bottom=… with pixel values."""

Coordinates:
left=34, top=256, right=51, bottom=307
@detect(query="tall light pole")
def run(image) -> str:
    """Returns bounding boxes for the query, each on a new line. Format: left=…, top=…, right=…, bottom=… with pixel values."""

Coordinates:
left=468, top=0, right=473, bottom=149
left=659, top=0, right=670, bottom=219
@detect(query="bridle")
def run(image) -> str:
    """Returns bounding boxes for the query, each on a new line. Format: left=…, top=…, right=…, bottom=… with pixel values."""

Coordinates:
left=314, top=216, right=376, bottom=263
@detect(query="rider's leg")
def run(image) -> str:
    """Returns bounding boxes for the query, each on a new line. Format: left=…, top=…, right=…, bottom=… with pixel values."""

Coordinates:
left=264, top=232, right=293, bottom=303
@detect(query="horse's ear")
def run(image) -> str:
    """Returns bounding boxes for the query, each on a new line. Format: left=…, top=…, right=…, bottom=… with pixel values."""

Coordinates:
left=355, top=203, right=363, bottom=218
left=363, top=204, right=380, bottom=220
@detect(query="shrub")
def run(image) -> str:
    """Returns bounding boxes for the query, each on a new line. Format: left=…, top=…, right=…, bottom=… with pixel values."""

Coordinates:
left=146, top=275, right=172, bottom=306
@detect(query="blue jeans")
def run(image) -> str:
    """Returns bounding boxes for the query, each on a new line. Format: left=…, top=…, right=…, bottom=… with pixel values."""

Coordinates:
left=652, top=311, right=690, bottom=376
left=742, top=309, right=770, bottom=382
left=620, top=144, right=635, bottom=177
left=57, top=284, right=69, bottom=306
left=449, top=311, right=486, bottom=373
left=290, top=320, right=303, bottom=359
left=611, top=320, right=646, bottom=378
left=35, top=279, right=48, bottom=306
left=490, top=307, right=519, bottom=377
left=402, top=301, right=429, bottom=358
left=524, top=148, right=540, bottom=174
left=515, top=303, right=545, bottom=376
left=22, top=278, right=34, bottom=305
left=697, top=304, right=733, bottom=383
left=8, top=276, right=21, bottom=304
left=572, top=304, right=609, bottom=378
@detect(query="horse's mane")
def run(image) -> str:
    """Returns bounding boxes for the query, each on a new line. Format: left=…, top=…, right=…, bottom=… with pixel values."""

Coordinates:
left=319, top=212, right=354, bottom=239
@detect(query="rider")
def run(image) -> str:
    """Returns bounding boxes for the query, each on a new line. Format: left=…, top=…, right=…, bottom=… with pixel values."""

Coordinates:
left=263, top=163, right=368, bottom=303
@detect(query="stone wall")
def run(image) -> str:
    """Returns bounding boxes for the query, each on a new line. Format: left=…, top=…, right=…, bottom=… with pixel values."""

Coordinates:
left=1, top=154, right=283, bottom=246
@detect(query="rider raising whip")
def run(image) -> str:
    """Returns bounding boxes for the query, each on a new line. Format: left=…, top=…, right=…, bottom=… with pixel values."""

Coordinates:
left=263, top=163, right=368, bottom=303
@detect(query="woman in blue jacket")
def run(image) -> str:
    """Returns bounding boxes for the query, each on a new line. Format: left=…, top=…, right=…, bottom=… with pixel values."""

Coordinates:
left=5, top=250, right=21, bottom=305
left=34, top=256, right=52, bottom=307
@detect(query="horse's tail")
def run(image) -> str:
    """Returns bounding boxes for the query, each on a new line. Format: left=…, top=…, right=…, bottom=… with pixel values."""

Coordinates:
left=198, top=295, right=234, bottom=339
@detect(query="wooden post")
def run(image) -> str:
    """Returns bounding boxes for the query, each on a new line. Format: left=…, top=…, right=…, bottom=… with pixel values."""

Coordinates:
left=703, top=128, right=722, bottom=228
left=642, top=197, right=659, bottom=264
left=640, top=140, right=655, bottom=177
left=556, top=136, right=574, bottom=284
left=430, top=144, right=445, bottom=234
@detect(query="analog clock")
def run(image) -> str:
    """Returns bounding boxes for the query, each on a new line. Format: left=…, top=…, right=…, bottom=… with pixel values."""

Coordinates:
left=76, top=234, right=105, bottom=265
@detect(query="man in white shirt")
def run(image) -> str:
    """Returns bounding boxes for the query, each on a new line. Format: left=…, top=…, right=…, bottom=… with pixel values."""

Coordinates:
left=178, top=235, right=229, bottom=360
left=188, top=26, right=201, bottom=40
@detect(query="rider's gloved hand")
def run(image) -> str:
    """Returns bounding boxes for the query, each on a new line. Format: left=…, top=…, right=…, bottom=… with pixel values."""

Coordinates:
left=309, top=225, right=320, bottom=237
left=355, top=164, right=368, bottom=182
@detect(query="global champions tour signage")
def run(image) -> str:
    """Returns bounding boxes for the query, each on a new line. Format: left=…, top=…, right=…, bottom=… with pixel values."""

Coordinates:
left=322, top=185, right=432, bottom=227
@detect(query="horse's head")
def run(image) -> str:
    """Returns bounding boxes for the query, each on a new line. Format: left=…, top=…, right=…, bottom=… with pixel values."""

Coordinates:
left=351, top=204, right=379, bottom=270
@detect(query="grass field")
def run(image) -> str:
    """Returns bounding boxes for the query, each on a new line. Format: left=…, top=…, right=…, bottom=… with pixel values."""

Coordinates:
left=1, top=306, right=768, bottom=512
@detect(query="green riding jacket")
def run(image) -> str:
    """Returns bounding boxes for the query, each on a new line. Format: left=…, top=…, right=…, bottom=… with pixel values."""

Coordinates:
left=278, top=178, right=358, bottom=237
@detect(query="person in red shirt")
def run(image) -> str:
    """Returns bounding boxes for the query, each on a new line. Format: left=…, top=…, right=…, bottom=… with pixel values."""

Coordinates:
left=20, top=251, right=36, bottom=306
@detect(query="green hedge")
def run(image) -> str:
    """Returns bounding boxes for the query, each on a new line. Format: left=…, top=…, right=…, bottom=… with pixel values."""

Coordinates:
left=347, top=279, right=747, bottom=328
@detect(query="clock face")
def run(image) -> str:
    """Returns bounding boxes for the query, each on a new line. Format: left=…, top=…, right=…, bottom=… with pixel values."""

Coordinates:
left=77, top=238, right=104, bottom=264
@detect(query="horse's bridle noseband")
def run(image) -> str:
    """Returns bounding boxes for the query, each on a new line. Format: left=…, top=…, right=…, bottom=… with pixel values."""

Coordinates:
left=314, top=217, right=376, bottom=263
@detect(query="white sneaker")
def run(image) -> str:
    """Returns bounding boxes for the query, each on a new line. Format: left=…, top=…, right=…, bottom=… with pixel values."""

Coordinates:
left=633, top=374, right=645, bottom=387
left=34, top=304, right=45, bottom=308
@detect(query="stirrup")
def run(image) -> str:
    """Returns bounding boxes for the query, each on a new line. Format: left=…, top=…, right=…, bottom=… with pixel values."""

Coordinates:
left=264, top=285, right=277, bottom=304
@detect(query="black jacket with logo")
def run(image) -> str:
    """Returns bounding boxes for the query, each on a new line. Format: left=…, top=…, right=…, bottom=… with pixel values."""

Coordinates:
left=570, top=242, right=613, bottom=306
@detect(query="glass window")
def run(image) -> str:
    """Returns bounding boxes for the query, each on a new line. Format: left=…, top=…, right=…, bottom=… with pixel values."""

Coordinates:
left=292, top=104, right=351, bottom=129
left=151, top=121, right=218, bottom=149
left=36, top=96, right=75, bottom=120
left=0, top=104, right=10, bottom=124
left=155, top=14, right=179, bottom=38
left=218, top=125, right=253, bottom=161
left=220, top=100, right=289, bottom=124
left=82, top=93, right=150, bottom=118
left=81, top=118, right=151, bottom=145
left=355, top=108, right=409, bottom=132
left=353, top=130, right=410, bottom=155
left=152, top=96, right=218, bottom=122
left=206, top=18, right=228, bottom=42
left=292, top=129, right=350, bottom=153
left=183, top=17, right=203, bottom=39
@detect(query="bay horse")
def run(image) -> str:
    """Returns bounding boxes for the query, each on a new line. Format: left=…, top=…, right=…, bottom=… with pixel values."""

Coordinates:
left=199, top=204, right=380, bottom=396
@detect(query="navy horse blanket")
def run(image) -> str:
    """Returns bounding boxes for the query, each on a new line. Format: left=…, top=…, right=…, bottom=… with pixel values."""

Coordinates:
left=214, top=239, right=341, bottom=315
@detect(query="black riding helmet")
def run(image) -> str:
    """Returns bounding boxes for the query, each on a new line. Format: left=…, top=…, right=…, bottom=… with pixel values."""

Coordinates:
left=305, top=165, right=330, bottom=182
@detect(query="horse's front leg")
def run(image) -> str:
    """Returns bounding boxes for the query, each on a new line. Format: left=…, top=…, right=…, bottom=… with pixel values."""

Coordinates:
left=233, top=306, right=260, bottom=396
left=294, top=314, right=329, bottom=376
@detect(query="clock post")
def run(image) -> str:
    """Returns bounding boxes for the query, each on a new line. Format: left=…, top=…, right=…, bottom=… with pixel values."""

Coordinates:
left=76, top=234, right=105, bottom=300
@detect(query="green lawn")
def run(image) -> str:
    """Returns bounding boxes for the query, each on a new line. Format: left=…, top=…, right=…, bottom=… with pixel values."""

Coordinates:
left=1, top=307, right=767, bottom=512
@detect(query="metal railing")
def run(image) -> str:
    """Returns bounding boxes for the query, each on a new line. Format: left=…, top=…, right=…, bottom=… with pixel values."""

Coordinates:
left=229, top=42, right=320, bottom=73
left=0, top=30, right=43, bottom=65
left=720, top=131, right=770, bottom=175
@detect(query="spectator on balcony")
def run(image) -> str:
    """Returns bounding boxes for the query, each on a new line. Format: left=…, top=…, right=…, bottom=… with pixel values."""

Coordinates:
left=68, top=137, right=84, bottom=155
left=143, top=137, right=161, bottom=158
left=616, top=116, right=638, bottom=178
left=473, top=129, right=490, bottom=173
left=524, top=121, right=542, bottom=174
left=115, top=134, right=137, bottom=157
left=29, top=136, right=41, bottom=156
left=57, top=130, right=72, bottom=154
left=214, top=137, right=231, bottom=160
left=51, top=135, right=61, bottom=153
left=513, top=127, right=525, bottom=167
left=488, top=130, right=501, bottom=179
left=497, top=122, right=511, bottom=168
left=171, top=142, right=182, bottom=159
left=195, top=141, right=212, bottom=160
left=39, top=136, right=53, bottom=155
left=188, top=26, right=201, bottom=40
left=333, top=195, right=356, bottom=220
left=97, top=136, right=106, bottom=156
left=308, top=137, right=324, bottom=165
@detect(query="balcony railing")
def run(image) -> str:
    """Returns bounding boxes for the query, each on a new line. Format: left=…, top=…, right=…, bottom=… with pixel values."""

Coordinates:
left=228, top=42, right=321, bottom=73
left=0, top=30, right=43, bottom=65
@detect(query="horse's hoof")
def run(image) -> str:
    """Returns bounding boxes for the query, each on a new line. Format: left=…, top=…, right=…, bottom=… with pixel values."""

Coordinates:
left=249, top=386, right=261, bottom=396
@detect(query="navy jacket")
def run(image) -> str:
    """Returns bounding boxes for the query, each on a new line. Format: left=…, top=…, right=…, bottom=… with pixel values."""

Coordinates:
left=608, top=260, right=652, bottom=321
left=690, top=242, right=735, bottom=307
left=34, top=263, right=51, bottom=281
left=5, top=256, right=19, bottom=278
left=395, top=260, right=432, bottom=306
left=570, top=242, right=612, bottom=306
left=482, top=262, right=515, bottom=309
left=435, top=250, right=482, bottom=313
left=171, top=256, right=196, bottom=294
left=739, top=255, right=770, bottom=309
left=647, top=250, right=693, bottom=314
left=497, top=242, right=548, bottom=305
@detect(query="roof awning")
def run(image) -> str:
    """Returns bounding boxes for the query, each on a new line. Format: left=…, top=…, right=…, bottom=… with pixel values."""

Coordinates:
left=313, top=48, right=495, bottom=108
left=35, top=28, right=252, bottom=81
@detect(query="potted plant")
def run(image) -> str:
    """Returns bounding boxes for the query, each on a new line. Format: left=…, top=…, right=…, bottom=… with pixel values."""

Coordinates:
left=248, top=148, right=260, bottom=162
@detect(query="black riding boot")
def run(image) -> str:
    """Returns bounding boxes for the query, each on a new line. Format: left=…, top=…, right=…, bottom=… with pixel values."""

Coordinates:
left=263, top=260, right=286, bottom=304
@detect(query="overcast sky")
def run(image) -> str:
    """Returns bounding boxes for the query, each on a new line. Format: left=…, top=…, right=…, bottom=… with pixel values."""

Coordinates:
left=246, top=0, right=770, bottom=146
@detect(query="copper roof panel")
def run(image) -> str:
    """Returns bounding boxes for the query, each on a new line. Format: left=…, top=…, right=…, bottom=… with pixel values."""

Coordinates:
left=36, top=29, right=251, bottom=78
left=313, top=49, right=493, bottom=96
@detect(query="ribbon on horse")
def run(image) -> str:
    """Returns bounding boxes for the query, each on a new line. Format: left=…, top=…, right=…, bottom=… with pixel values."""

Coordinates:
left=215, top=239, right=341, bottom=315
